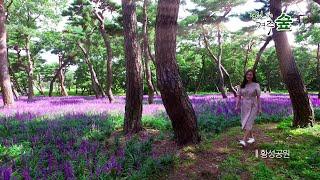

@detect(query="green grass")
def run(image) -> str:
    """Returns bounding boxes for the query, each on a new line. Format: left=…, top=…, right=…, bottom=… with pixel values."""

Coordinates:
left=213, top=119, right=320, bottom=179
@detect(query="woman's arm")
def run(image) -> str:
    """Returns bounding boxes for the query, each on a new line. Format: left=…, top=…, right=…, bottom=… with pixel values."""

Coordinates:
left=235, top=95, right=241, bottom=110
left=257, top=84, right=262, bottom=113
left=235, top=86, right=241, bottom=110
left=257, top=95, right=262, bottom=113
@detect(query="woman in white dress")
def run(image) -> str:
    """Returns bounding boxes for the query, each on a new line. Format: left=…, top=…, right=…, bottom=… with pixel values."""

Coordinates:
left=235, top=69, right=262, bottom=146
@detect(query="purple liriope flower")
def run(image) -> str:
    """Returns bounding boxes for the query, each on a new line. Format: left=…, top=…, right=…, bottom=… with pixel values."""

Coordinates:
left=3, top=167, right=12, bottom=180
left=101, top=155, right=122, bottom=174
left=22, top=168, right=32, bottom=180
left=116, top=148, right=125, bottom=158
left=63, top=161, right=75, bottom=179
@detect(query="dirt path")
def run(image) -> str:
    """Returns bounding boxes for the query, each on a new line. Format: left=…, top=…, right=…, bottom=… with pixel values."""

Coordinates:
left=166, top=123, right=277, bottom=180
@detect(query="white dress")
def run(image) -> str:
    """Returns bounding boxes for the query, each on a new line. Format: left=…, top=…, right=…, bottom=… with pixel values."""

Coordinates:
left=237, top=82, right=261, bottom=130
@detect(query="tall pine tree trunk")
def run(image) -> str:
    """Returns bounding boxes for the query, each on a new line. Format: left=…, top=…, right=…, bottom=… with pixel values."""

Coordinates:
left=142, top=0, right=155, bottom=104
left=25, top=36, right=34, bottom=100
left=270, top=0, right=314, bottom=127
left=122, top=0, right=143, bottom=134
left=0, top=2, right=14, bottom=106
left=155, top=0, right=200, bottom=145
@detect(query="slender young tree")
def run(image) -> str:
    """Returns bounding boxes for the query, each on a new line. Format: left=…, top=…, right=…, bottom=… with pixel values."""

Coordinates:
left=78, top=40, right=106, bottom=98
left=155, top=0, right=200, bottom=145
left=252, top=36, right=273, bottom=72
left=25, top=35, right=34, bottom=99
left=92, top=1, right=115, bottom=103
left=270, top=0, right=315, bottom=127
left=122, top=0, right=143, bottom=134
left=0, top=0, right=14, bottom=106
left=142, top=0, right=155, bottom=104
left=317, top=43, right=320, bottom=99
left=202, top=25, right=237, bottom=98
left=58, top=54, right=68, bottom=96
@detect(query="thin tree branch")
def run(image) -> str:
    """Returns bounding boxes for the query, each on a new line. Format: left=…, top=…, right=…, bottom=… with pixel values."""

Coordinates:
left=252, top=36, right=273, bottom=72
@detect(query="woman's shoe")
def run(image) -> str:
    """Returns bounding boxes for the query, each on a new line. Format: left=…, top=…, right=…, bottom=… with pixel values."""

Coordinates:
left=239, top=140, right=247, bottom=146
left=247, top=138, right=255, bottom=144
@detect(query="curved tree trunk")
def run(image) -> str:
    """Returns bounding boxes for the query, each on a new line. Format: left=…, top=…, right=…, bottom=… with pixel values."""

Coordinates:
left=142, top=0, right=155, bottom=104
left=87, top=61, right=105, bottom=98
left=203, top=29, right=233, bottom=98
left=25, top=36, right=34, bottom=100
left=94, top=11, right=115, bottom=103
left=8, top=65, right=22, bottom=95
left=270, top=0, right=315, bottom=127
left=243, top=40, right=254, bottom=74
left=317, top=43, right=319, bottom=99
left=78, top=41, right=106, bottom=99
left=155, top=0, right=200, bottom=145
left=103, top=35, right=114, bottom=103
left=216, top=25, right=227, bottom=99
left=0, top=3, right=14, bottom=106
left=252, top=36, right=273, bottom=72
left=49, top=59, right=70, bottom=97
left=221, top=65, right=237, bottom=97
left=36, top=73, right=45, bottom=96
left=122, top=0, right=143, bottom=134
left=58, top=56, right=68, bottom=96
left=59, top=70, right=68, bottom=96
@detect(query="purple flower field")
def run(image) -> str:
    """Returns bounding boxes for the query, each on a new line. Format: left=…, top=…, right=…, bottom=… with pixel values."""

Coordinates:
left=0, top=93, right=319, bottom=121
left=0, top=93, right=319, bottom=179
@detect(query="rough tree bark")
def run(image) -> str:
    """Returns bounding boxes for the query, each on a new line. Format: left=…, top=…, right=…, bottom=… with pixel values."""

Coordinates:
left=142, top=0, right=155, bottom=104
left=155, top=0, right=200, bottom=145
left=0, top=1, right=14, bottom=106
left=24, top=36, right=34, bottom=100
left=93, top=10, right=115, bottom=103
left=122, top=0, right=143, bottom=134
left=270, top=0, right=315, bottom=127
left=58, top=55, right=68, bottom=96
left=252, top=36, right=273, bottom=72
left=78, top=41, right=106, bottom=99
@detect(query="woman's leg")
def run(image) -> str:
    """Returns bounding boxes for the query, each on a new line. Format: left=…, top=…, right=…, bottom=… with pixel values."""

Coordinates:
left=243, top=129, right=250, bottom=141
left=249, top=130, right=254, bottom=138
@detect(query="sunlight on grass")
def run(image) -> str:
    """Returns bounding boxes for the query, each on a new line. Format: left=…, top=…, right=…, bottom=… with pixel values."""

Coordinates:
left=216, top=147, right=232, bottom=154
left=289, top=124, right=320, bottom=137
left=182, top=146, right=197, bottom=153
left=0, top=142, right=32, bottom=161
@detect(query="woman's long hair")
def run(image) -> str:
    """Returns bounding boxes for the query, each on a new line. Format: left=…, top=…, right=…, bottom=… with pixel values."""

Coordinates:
left=240, top=69, right=258, bottom=88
